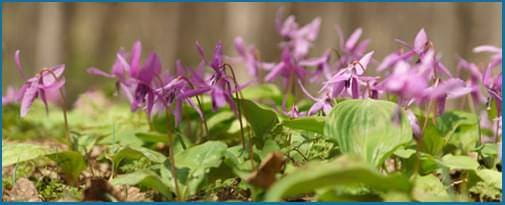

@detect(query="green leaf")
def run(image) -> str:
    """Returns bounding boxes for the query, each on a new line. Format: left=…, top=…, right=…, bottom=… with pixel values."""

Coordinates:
left=324, top=99, right=412, bottom=167
left=394, top=148, right=416, bottom=159
left=475, top=169, right=502, bottom=190
left=75, top=135, right=97, bottom=155
left=47, top=151, right=87, bottom=182
left=238, top=99, right=279, bottom=141
left=265, top=155, right=412, bottom=201
left=439, top=154, right=479, bottom=170
left=240, top=84, right=282, bottom=101
left=2, top=143, right=58, bottom=167
left=206, top=111, right=235, bottom=131
left=111, top=170, right=172, bottom=198
left=412, top=174, right=450, bottom=202
left=436, top=111, right=479, bottom=153
left=112, top=146, right=166, bottom=171
left=135, top=132, right=169, bottom=144
left=417, top=115, right=445, bottom=157
left=282, top=116, right=325, bottom=135
left=162, top=141, right=228, bottom=198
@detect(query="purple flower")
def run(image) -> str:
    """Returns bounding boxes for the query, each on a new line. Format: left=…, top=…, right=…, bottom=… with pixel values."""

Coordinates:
left=276, top=9, right=321, bottom=59
left=265, top=47, right=308, bottom=83
left=474, top=45, right=502, bottom=114
left=195, top=41, right=238, bottom=112
left=320, top=51, right=374, bottom=99
left=376, top=60, right=428, bottom=104
left=153, top=77, right=210, bottom=124
left=229, top=37, right=261, bottom=77
left=474, top=45, right=502, bottom=70
left=2, top=86, right=22, bottom=106
left=284, top=106, right=306, bottom=118
left=88, top=41, right=163, bottom=116
left=423, top=78, right=473, bottom=115
left=12, top=50, right=66, bottom=117
left=457, top=58, right=487, bottom=105
left=335, top=26, right=370, bottom=68
left=378, top=29, right=451, bottom=79
left=130, top=52, right=162, bottom=115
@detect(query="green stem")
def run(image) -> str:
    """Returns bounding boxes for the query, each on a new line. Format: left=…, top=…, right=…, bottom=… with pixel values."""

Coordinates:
left=224, top=64, right=255, bottom=169
left=165, top=110, right=181, bottom=201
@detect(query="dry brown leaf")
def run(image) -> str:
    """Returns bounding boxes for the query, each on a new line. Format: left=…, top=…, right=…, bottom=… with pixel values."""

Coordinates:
left=6, top=178, right=41, bottom=202
left=83, top=177, right=124, bottom=202
left=246, top=152, right=285, bottom=189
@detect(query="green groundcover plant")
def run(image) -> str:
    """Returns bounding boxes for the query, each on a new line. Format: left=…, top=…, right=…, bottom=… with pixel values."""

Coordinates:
left=2, top=9, right=502, bottom=202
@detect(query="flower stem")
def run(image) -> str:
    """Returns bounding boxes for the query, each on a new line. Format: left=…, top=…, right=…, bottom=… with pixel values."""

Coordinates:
left=165, top=110, right=181, bottom=201
left=59, top=89, right=71, bottom=146
left=179, top=77, right=209, bottom=143
left=224, top=64, right=255, bottom=169
left=39, top=68, right=72, bottom=147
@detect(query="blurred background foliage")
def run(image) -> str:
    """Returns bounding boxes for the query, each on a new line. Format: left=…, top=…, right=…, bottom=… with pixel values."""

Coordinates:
left=2, top=2, right=502, bottom=105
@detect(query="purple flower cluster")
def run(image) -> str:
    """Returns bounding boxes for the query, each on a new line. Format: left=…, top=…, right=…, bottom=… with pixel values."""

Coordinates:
left=4, top=9, right=501, bottom=141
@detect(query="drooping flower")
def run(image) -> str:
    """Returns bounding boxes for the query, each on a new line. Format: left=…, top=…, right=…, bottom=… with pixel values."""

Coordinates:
left=265, top=47, right=308, bottom=83
left=88, top=41, right=163, bottom=116
left=320, top=51, right=375, bottom=99
left=195, top=41, right=238, bottom=112
left=2, top=86, right=22, bottom=106
left=335, top=26, right=370, bottom=68
left=152, top=76, right=210, bottom=124
left=457, top=58, right=487, bottom=105
left=474, top=45, right=502, bottom=70
left=378, top=29, right=451, bottom=79
left=423, top=78, right=473, bottom=115
left=475, top=45, right=502, bottom=115
left=376, top=61, right=428, bottom=105
left=229, top=37, right=262, bottom=77
left=12, top=50, right=66, bottom=117
left=276, top=9, right=321, bottom=59
left=284, top=105, right=306, bottom=118
left=87, top=41, right=142, bottom=104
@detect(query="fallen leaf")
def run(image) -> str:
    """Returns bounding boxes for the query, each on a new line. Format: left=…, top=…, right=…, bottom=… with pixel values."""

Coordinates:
left=7, top=178, right=41, bottom=202
left=246, top=152, right=285, bottom=188
left=83, top=177, right=124, bottom=202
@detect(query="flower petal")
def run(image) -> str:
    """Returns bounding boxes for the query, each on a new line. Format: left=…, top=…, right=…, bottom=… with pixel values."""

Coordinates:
left=20, top=82, right=39, bottom=117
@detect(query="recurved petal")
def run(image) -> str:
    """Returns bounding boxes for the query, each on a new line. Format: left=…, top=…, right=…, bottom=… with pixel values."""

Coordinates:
left=20, top=82, right=39, bottom=117
left=414, top=28, right=428, bottom=53
left=345, top=28, right=363, bottom=51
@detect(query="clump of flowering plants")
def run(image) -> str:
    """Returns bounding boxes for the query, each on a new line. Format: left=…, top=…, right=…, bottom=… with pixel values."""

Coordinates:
left=2, top=9, right=502, bottom=202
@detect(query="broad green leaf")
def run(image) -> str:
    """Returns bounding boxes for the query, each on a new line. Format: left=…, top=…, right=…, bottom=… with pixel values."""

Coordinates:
left=324, top=99, right=412, bottom=167
left=316, top=187, right=383, bottom=202
left=99, top=128, right=144, bottom=147
left=238, top=99, right=279, bottom=143
left=163, top=141, right=228, bottom=198
left=207, top=111, right=235, bottom=131
left=240, top=84, right=282, bottom=101
left=111, top=170, right=172, bottom=198
left=480, top=143, right=498, bottom=158
left=47, top=151, right=87, bottom=182
left=282, top=116, right=325, bottom=135
left=394, top=148, right=416, bottom=159
left=135, top=132, right=169, bottom=144
left=2, top=143, right=58, bottom=167
left=417, top=114, right=445, bottom=157
left=440, top=154, right=479, bottom=170
left=436, top=111, right=479, bottom=153
left=265, top=155, right=412, bottom=201
left=75, top=135, right=97, bottom=155
left=475, top=169, right=502, bottom=190
left=112, top=146, right=166, bottom=171
left=412, top=174, right=450, bottom=202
